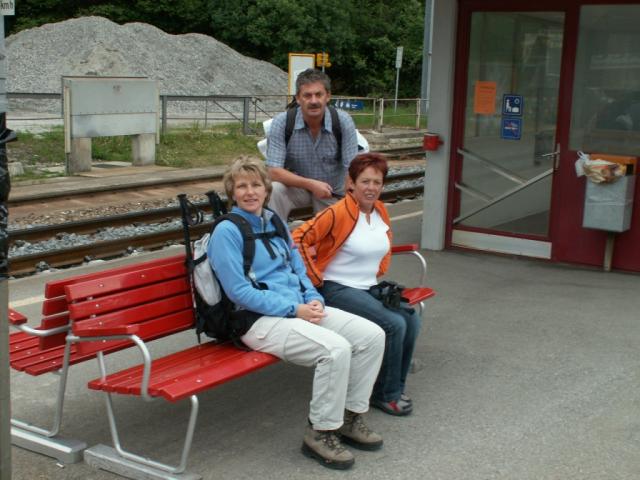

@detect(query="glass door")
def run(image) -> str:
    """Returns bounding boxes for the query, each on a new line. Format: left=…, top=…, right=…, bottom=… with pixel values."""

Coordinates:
left=451, top=11, right=565, bottom=258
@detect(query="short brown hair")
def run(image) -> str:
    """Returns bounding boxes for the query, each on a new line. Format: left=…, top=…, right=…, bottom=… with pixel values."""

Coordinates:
left=348, top=153, right=389, bottom=183
left=223, top=156, right=272, bottom=207
left=295, top=68, right=331, bottom=95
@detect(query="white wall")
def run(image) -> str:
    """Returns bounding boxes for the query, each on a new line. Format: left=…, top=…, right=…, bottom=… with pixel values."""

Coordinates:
left=420, top=0, right=458, bottom=250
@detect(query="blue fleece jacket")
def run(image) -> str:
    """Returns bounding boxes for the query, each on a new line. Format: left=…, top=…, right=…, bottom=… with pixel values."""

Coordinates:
left=208, top=207, right=323, bottom=318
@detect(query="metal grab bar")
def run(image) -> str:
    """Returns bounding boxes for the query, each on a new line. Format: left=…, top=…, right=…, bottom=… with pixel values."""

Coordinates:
left=454, top=168, right=553, bottom=224
left=458, top=147, right=527, bottom=185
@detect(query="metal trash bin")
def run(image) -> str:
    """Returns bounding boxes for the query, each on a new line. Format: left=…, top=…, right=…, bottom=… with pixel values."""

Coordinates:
left=582, top=175, right=636, bottom=232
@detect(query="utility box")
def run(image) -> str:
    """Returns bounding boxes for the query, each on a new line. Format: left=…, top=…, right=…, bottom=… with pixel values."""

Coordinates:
left=582, top=174, right=636, bottom=233
left=62, top=76, right=159, bottom=173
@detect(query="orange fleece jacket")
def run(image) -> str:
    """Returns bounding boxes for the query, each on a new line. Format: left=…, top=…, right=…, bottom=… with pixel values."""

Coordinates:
left=292, top=193, right=393, bottom=287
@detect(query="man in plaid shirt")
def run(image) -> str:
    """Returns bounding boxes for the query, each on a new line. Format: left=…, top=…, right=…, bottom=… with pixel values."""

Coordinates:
left=266, top=69, right=358, bottom=221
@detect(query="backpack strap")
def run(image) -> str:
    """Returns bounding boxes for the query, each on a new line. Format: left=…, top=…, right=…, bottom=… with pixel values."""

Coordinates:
left=270, top=211, right=290, bottom=241
left=216, top=213, right=256, bottom=278
left=284, top=106, right=297, bottom=146
left=284, top=105, right=342, bottom=163
left=328, top=105, right=342, bottom=156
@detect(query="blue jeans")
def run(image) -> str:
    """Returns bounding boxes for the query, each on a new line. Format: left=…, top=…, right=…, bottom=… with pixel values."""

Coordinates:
left=320, top=281, right=422, bottom=402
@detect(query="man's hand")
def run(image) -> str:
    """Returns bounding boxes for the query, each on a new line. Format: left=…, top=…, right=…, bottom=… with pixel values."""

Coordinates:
left=267, top=167, right=333, bottom=200
left=308, top=179, right=333, bottom=199
left=296, top=301, right=326, bottom=324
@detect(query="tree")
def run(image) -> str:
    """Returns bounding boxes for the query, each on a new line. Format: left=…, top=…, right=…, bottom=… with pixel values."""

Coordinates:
left=8, top=0, right=426, bottom=97
left=8, top=0, right=210, bottom=35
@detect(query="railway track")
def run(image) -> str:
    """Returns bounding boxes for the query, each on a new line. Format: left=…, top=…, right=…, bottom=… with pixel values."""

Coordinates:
left=9, top=167, right=425, bottom=276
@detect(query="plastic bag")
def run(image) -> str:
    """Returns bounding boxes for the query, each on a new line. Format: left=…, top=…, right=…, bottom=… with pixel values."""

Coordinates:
left=575, top=151, right=626, bottom=184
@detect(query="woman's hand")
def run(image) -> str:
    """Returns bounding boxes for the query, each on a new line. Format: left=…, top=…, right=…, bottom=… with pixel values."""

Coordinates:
left=296, top=301, right=326, bottom=323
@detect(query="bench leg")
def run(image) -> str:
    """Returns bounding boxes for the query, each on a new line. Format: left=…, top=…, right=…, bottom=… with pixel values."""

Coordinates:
left=84, top=393, right=201, bottom=480
left=11, top=339, right=87, bottom=463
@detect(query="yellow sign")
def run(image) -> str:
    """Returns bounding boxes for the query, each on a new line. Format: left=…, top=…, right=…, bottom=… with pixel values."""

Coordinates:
left=316, top=53, right=330, bottom=68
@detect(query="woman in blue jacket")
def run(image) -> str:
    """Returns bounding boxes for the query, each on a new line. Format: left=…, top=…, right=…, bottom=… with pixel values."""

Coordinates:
left=208, top=157, right=385, bottom=471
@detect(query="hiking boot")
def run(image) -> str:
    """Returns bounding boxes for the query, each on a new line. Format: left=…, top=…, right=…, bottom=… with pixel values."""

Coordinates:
left=371, top=397, right=413, bottom=416
left=338, top=411, right=383, bottom=451
left=301, top=425, right=355, bottom=470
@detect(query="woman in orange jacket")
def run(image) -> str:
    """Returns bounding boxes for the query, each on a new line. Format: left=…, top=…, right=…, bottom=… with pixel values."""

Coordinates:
left=293, top=153, right=421, bottom=416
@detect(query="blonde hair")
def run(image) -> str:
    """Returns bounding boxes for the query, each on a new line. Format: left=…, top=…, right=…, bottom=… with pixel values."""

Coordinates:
left=223, top=156, right=272, bottom=207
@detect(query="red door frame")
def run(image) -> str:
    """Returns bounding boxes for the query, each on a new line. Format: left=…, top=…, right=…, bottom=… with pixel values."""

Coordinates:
left=448, top=0, right=640, bottom=272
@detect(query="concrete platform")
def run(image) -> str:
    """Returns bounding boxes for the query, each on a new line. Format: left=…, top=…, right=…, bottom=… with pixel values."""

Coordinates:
left=7, top=199, right=640, bottom=479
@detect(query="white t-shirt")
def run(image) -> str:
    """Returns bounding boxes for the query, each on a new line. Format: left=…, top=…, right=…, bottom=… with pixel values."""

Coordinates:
left=323, top=210, right=390, bottom=289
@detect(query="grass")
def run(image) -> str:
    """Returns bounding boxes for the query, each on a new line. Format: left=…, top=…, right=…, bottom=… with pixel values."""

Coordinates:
left=7, top=124, right=262, bottom=180
left=7, top=110, right=425, bottom=181
left=349, top=104, right=428, bottom=130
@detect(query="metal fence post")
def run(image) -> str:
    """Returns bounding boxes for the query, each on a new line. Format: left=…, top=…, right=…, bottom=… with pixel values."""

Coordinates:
left=242, top=97, right=250, bottom=135
left=161, top=95, right=167, bottom=135
left=376, top=98, right=384, bottom=132
left=416, top=98, right=421, bottom=130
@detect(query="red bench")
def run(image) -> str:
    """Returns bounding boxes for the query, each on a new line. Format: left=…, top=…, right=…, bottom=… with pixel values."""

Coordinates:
left=7, top=254, right=186, bottom=463
left=62, top=245, right=434, bottom=478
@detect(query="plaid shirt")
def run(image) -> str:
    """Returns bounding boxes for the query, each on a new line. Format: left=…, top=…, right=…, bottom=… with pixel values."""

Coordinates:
left=266, top=106, right=358, bottom=195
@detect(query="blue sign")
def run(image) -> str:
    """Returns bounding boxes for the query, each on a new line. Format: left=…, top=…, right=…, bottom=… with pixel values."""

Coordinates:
left=501, top=118, right=522, bottom=140
left=502, top=94, right=523, bottom=116
left=334, top=99, right=364, bottom=111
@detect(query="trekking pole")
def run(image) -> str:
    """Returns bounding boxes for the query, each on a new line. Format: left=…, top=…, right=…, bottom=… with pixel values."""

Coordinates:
left=177, top=194, right=197, bottom=264
left=205, top=190, right=227, bottom=218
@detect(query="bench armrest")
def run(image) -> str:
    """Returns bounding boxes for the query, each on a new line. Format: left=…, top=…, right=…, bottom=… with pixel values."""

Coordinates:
left=73, top=324, right=140, bottom=337
left=391, top=243, right=418, bottom=254
left=391, top=244, right=428, bottom=286
left=8, top=308, right=70, bottom=337
left=8, top=308, right=27, bottom=326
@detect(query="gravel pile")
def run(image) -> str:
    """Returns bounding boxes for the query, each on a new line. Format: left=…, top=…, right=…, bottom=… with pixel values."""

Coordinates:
left=6, top=16, right=287, bottom=113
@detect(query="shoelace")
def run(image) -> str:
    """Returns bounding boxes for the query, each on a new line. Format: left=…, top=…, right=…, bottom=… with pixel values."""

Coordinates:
left=318, top=431, right=347, bottom=453
left=348, top=414, right=373, bottom=436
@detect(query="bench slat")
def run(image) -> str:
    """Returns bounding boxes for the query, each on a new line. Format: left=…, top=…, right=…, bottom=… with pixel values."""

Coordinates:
left=10, top=344, right=70, bottom=372
left=46, top=254, right=185, bottom=298
left=10, top=342, right=56, bottom=363
left=94, top=343, right=246, bottom=394
left=157, top=351, right=278, bottom=402
left=89, top=343, right=278, bottom=402
left=42, top=296, right=68, bottom=316
left=75, top=309, right=194, bottom=356
left=69, top=277, right=190, bottom=319
left=72, top=294, right=192, bottom=336
left=65, top=260, right=187, bottom=302
left=9, top=331, right=34, bottom=346
left=39, top=313, right=71, bottom=350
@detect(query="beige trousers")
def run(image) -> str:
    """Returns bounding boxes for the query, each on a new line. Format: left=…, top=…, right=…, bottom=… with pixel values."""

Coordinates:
left=267, top=181, right=337, bottom=222
left=241, top=306, right=385, bottom=430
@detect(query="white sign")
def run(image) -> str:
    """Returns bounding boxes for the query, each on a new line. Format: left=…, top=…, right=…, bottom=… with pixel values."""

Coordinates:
left=0, top=0, right=15, bottom=15
left=288, top=53, right=316, bottom=96
left=395, top=46, right=403, bottom=69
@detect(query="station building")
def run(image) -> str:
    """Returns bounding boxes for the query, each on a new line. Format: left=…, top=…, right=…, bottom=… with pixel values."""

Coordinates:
left=422, top=1, right=640, bottom=272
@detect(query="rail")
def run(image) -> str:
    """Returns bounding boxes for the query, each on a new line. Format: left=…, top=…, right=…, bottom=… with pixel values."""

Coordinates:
left=8, top=179, right=425, bottom=276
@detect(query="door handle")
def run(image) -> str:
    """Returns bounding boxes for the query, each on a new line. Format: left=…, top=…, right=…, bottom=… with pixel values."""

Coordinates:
left=539, top=144, right=561, bottom=170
